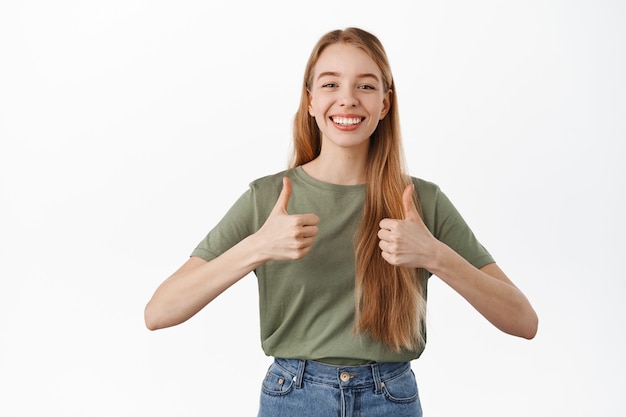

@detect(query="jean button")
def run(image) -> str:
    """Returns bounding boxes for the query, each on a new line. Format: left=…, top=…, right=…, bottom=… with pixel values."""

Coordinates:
left=340, top=372, right=350, bottom=382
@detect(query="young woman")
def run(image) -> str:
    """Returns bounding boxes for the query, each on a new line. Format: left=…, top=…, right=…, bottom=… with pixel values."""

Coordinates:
left=144, top=27, right=538, bottom=417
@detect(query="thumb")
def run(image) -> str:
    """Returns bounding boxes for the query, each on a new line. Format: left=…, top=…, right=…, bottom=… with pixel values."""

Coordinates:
left=271, top=177, right=292, bottom=215
left=402, top=183, right=420, bottom=223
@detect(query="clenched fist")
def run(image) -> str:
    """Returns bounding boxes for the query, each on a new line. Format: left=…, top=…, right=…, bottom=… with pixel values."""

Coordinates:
left=256, top=177, right=320, bottom=261
left=378, top=183, right=438, bottom=269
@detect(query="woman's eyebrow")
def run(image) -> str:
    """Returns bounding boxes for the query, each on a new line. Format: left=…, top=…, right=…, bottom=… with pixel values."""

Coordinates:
left=316, top=71, right=381, bottom=82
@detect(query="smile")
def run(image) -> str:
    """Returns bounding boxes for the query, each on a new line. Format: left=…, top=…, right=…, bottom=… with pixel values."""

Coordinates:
left=331, top=116, right=364, bottom=126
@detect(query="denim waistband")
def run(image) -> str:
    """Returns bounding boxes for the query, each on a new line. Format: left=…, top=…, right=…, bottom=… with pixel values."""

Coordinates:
left=273, top=357, right=411, bottom=394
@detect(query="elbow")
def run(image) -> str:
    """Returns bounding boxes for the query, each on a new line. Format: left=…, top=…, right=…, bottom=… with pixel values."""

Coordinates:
left=517, top=307, right=539, bottom=340
left=144, top=300, right=185, bottom=331
left=144, top=302, right=164, bottom=331
left=145, top=319, right=159, bottom=332
left=524, top=311, right=539, bottom=340
left=512, top=291, right=539, bottom=340
left=498, top=303, right=538, bottom=340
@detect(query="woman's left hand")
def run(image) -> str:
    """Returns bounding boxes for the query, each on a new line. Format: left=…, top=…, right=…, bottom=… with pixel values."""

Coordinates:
left=378, top=184, right=440, bottom=269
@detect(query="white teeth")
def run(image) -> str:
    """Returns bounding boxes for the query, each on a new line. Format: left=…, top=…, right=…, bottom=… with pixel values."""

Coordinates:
left=332, top=116, right=363, bottom=126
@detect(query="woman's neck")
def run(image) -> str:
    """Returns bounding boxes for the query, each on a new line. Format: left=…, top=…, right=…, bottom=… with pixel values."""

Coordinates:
left=301, top=143, right=369, bottom=185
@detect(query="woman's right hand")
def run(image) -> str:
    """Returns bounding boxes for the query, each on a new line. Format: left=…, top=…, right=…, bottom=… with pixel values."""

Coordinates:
left=254, top=177, right=319, bottom=262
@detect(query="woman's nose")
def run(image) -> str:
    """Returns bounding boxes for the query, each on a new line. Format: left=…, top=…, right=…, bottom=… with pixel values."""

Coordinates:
left=339, top=90, right=358, bottom=107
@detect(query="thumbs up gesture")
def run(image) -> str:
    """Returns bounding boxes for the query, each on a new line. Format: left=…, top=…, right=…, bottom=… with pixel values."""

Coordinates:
left=378, top=184, right=437, bottom=269
left=256, top=177, right=320, bottom=261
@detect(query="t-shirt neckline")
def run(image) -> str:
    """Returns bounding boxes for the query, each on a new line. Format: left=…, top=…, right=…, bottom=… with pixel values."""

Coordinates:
left=293, top=166, right=367, bottom=194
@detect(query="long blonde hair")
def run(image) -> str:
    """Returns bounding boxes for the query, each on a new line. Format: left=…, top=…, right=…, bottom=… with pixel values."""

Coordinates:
left=291, top=28, right=426, bottom=352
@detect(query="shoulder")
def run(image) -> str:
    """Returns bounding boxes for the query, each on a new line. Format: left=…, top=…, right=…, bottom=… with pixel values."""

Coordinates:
left=248, top=169, right=293, bottom=190
left=245, top=169, right=297, bottom=207
left=409, top=176, right=443, bottom=202
left=408, top=176, right=458, bottom=221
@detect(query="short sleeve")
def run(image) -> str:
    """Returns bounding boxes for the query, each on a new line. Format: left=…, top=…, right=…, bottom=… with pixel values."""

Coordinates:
left=189, top=172, right=285, bottom=261
left=190, top=188, right=257, bottom=261
left=414, top=178, right=495, bottom=272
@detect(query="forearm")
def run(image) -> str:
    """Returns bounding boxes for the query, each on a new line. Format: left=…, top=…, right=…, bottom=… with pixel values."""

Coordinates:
left=144, top=234, right=266, bottom=330
left=429, top=242, right=538, bottom=339
left=145, top=177, right=320, bottom=331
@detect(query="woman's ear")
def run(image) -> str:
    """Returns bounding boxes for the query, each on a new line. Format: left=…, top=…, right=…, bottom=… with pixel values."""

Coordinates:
left=379, top=89, right=392, bottom=120
left=307, top=89, right=315, bottom=116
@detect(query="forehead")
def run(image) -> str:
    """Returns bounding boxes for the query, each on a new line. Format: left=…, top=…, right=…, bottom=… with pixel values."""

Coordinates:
left=313, top=43, right=382, bottom=79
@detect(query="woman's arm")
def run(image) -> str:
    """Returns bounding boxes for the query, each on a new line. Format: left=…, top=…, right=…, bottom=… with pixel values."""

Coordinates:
left=144, top=238, right=265, bottom=331
left=427, top=250, right=537, bottom=339
left=144, top=177, right=319, bottom=330
left=378, top=184, right=538, bottom=339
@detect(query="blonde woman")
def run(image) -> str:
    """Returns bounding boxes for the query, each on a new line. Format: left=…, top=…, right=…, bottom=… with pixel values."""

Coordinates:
left=144, top=27, right=538, bottom=416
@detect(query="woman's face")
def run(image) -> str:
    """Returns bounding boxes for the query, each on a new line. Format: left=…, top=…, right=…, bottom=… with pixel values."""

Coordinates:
left=308, top=43, right=390, bottom=153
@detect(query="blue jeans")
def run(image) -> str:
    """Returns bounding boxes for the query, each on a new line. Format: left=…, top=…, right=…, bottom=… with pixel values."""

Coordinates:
left=258, top=358, right=422, bottom=417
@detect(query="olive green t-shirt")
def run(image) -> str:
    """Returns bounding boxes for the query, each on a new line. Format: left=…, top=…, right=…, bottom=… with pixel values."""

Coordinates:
left=191, top=166, right=494, bottom=365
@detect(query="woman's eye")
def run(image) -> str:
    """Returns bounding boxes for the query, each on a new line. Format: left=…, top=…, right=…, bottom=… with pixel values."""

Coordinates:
left=322, top=83, right=337, bottom=88
left=358, top=84, right=375, bottom=90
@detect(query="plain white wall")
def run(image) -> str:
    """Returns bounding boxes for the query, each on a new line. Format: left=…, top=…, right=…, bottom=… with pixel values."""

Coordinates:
left=1, top=1, right=624, bottom=416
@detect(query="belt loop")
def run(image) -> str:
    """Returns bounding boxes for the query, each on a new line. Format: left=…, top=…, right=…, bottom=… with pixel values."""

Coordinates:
left=371, top=363, right=383, bottom=394
left=294, top=359, right=306, bottom=389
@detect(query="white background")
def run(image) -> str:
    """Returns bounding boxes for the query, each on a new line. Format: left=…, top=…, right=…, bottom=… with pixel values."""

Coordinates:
left=1, top=1, right=625, bottom=416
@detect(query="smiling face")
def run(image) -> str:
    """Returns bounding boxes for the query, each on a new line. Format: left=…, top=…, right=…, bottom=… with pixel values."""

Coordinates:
left=307, top=43, right=391, bottom=154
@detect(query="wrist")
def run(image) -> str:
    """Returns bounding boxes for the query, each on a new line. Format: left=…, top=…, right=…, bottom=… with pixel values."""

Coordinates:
left=242, top=232, right=271, bottom=268
left=426, top=240, right=455, bottom=276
